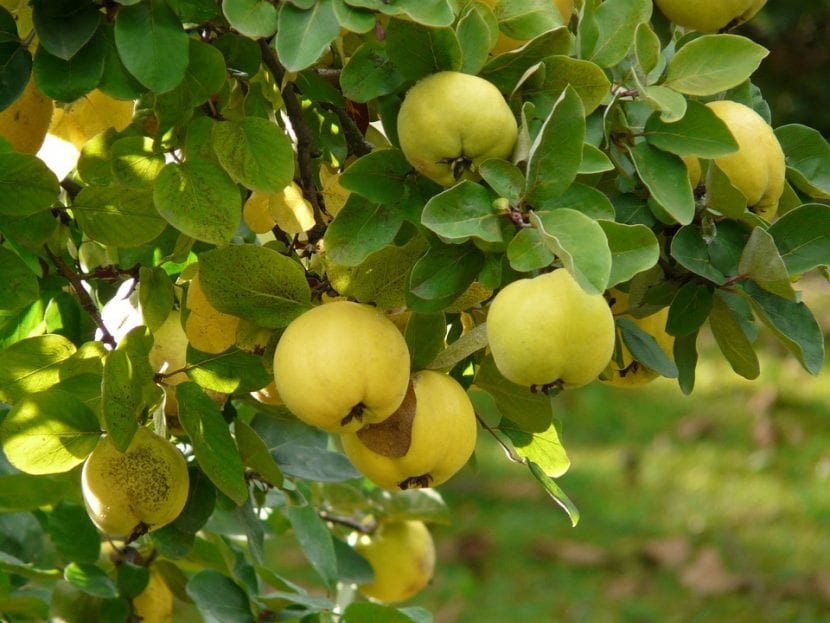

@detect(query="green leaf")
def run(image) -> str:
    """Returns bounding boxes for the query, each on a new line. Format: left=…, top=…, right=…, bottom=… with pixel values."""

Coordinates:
left=524, top=56, right=610, bottom=118
left=110, top=136, right=166, bottom=190
left=670, top=225, right=727, bottom=284
left=0, top=152, right=60, bottom=216
left=737, top=227, right=796, bottom=301
left=495, top=0, right=565, bottom=39
left=706, top=161, right=747, bottom=219
left=343, top=602, right=426, bottom=623
left=473, top=357, right=555, bottom=433
left=276, top=0, right=340, bottom=72
left=340, top=41, right=406, bottom=103
left=284, top=503, right=338, bottom=590
left=639, top=85, right=687, bottom=123
left=222, top=0, right=278, bottom=38
left=530, top=208, right=611, bottom=295
left=478, top=158, right=525, bottom=205
left=404, top=312, right=446, bottom=370
left=775, top=124, right=830, bottom=200
left=64, top=563, right=118, bottom=599
left=506, top=227, right=555, bottom=272
left=177, top=382, right=248, bottom=506
left=708, top=291, right=759, bottom=380
left=154, top=158, right=241, bottom=246
left=667, top=282, right=713, bottom=337
left=0, top=472, right=80, bottom=512
left=346, top=0, right=454, bottom=27
left=617, top=318, right=678, bottom=378
left=598, top=221, right=660, bottom=288
left=116, top=562, right=149, bottom=599
left=163, top=38, right=227, bottom=109
left=186, top=569, right=255, bottom=623
left=421, top=181, right=503, bottom=243
left=456, top=1, right=497, bottom=75
left=31, top=0, right=101, bottom=61
left=427, top=323, right=488, bottom=372
left=98, top=21, right=146, bottom=100
left=0, top=247, right=37, bottom=312
left=332, top=0, right=376, bottom=34
left=324, top=195, right=404, bottom=267
left=339, top=149, right=411, bottom=204
left=234, top=420, right=283, bottom=488
left=644, top=100, right=739, bottom=158
left=187, top=347, right=271, bottom=395
left=540, top=183, right=615, bottom=220
left=629, top=142, right=695, bottom=225
left=674, top=331, right=698, bottom=395
left=501, top=419, right=569, bottom=477
left=73, top=186, right=166, bottom=247
left=406, top=243, right=484, bottom=313
left=767, top=204, right=830, bottom=275
left=479, top=27, right=572, bottom=93
left=525, top=86, right=585, bottom=207
left=46, top=502, right=100, bottom=564
left=587, top=0, right=651, bottom=68
left=212, top=117, right=294, bottom=193
left=579, top=143, right=614, bottom=175
left=385, top=19, right=461, bottom=81
left=101, top=349, right=140, bottom=453
left=528, top=461, right=579, bottom=526
left=0, top=390, right=100, bottom=474
left=213, top=33, right=262, bottom=78
left=635, top=21, right=660, bottom=75
left=663, top=34, right=769, bottom=97
left=32, top=30, right=105, bottom=101
left=114, top=0, right=189, bottom=93
left=0, top=334, right=77, bottom=403
left=198, top=244, right=311, bottom=329
left=138, top=266, right=174, bottom=332
left=743, top=281, right=824, bottom=376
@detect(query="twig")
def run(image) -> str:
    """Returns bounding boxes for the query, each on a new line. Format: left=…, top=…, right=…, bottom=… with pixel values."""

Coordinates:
left=320, top=102, right=373, bottom=157
left=319, top=510, right=376, bottom=534
left=258, top=39, right=328, bottom=243
left=44, top=246, right=117, bottom=348
left=474, top=411, right=525, bottom=464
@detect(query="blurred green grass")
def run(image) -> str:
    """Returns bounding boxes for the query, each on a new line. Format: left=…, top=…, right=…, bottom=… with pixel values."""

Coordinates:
left=419, top=283, right=830, bottom=623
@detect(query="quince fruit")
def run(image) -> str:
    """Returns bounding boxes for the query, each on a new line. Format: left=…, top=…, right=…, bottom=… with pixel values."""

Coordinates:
left=355, top=520, right=436, bottom=604
left=0, top=76, right=53, bottom=154
left=49, top=89, right=134, bottom=150
left=397, top=71, right=517, bottom=186
left=654, top=0, right=765, bottom=32
left=81, top=427, right=189, bottom=538
left=486, top=269, right=615, bottom=390
left=603, top=290, right=674, bottom=388
left=148, top=310, right=189, bottom=385
left=341, top=370, right=477, bottom=490
left=273, top=301, right=411, bottom=433
left=184, top=273, right=240, bottom=354
left=706, top=100, right=785, bottom=222
left=132, top=568, right=174, bottom=623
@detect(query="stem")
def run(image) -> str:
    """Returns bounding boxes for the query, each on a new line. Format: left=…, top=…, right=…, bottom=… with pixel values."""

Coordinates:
left=44, top=246, right=117, bottom=348
left=258, top=39, right=328, bottom=243
left=474, top=411, right=525, bottom=465
left=320, top=102, right=373, bottom=157
left=319, top=510, right=376, bottom=534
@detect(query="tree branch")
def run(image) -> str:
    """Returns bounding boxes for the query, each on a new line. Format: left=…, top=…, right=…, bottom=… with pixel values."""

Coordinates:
left=44, top=246, right=117, bottom=348
left=258, top=39, right=328, bottom=244
left=319, top=510, right=376, bottom=534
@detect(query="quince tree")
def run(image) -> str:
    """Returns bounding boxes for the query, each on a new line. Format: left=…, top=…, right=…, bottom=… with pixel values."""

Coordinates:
left=0, top=0, right=828, bottom=621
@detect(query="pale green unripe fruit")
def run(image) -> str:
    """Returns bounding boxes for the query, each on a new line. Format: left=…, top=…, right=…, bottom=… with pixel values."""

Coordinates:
left=356, top=520, right=436, bottom=604
left=81, top=428, right=189, bottom=538
left=654, top=0, right=766, bottom=32
left=397, top=71, right=518, bottom=187
left=486, top=269, right=615, bottom=389
left=273, top=301, right=411, bottom=433
left=706, top=100, right=785, bottom=222
left=341, top=370, right=477, bottom=490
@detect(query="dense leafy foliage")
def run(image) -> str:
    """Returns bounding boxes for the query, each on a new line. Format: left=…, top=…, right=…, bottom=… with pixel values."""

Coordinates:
left=0, top=0, right=828, bottom=621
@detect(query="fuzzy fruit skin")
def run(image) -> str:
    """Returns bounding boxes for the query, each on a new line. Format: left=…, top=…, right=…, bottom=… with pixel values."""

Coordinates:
left=706, top=100, right=785, bottom=222
left=0, top=77, right=53, bottom=154
left=341, top=370, right=477, bottom=490
left=603, top=290, right=674, bottom=388
left=356, top=520, right=436, bottom=604
left=397, top=71, right=517, bottom=186
left=149, top=310, right=189, bottom=385
left=654, top=0, right=765, bottom=32
left=273, top=301, right=411, bottom=433
left=81, top=428, right=189, bottom=538
left=486, top=269, right=615, bottom=388
left=132, top=569, right=174, bottom=623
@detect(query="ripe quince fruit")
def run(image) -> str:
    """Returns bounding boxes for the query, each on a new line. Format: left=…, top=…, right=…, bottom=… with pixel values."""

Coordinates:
left=603, top=290, right=674, bottom=388
left=397, top=71, right=517, bottom=186
left=81, top=427, right=189, bottom=538
left=355, top=520, right=436, bottom=604
left=132, top=568, right=174, bottom=623
left=0, top=76, right=53, bottom=154
left=706, top=100, right=785, bottom=222
left=654, top=0, right=765, bottom=32
left=149, top=310, right=189, bottom=385
left=340, top=370, right=477, bottom=490
left=273, top=301, right=411, bottom=433
left=184, top=273, right=240, bottom=354
left=49, top=89, right=134, bottom=150
left=486, top=269, right=615, bottom=390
